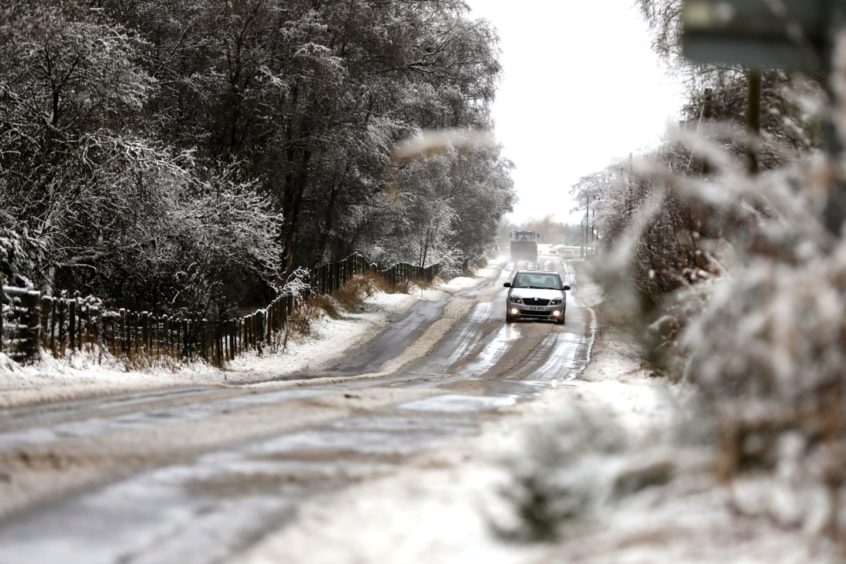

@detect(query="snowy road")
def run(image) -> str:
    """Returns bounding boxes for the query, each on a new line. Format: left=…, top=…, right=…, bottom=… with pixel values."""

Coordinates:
left=0, top=257, right=595, bottom=564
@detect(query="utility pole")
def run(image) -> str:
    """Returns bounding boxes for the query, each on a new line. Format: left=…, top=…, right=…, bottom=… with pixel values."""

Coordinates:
left=683, top=0, right=846, bottom=236
left=580, top=216, right=585, bottom=258
left=746, top=69, right=762, bottom=175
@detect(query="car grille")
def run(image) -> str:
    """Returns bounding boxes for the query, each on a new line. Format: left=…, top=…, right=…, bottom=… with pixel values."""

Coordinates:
left=522, top=297, right=550, bottom=306
left=521, top=310, right=551, bottom=317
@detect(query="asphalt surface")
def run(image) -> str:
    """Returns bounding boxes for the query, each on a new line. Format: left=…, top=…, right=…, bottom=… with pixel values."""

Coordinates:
left=0, top=257, right=595, bottom=564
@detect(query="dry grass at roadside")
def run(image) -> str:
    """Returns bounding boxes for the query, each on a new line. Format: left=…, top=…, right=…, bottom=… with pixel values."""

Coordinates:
left=279, top=273, right=436, bottom=347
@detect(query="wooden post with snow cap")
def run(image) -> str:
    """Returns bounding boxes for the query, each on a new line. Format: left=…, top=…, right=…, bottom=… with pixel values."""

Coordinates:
left=39, top=297, right=49, bottom=348
left=229, top=320, right=236, bottom=361
left=68, top=300, right=76, bottom=353
left=256, top=310, right=265, bottom=355
left=683, top=0, right=846, bottom=235
left=214, top=319, right=222, bottom=366
left=49, top=298, right=57, bottom=356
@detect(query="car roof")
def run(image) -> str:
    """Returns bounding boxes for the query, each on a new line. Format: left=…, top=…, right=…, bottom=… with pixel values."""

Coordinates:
left=515, top=270, right=560, bottom=275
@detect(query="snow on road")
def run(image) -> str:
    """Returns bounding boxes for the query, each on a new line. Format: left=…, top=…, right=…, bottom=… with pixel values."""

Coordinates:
left=229, top=321, right=663, bottom=564
left=8, top=256, right=828, bottom=564
left=232, top=283, right=839, bottom=564
left=237, top=342, right=837, bottom=564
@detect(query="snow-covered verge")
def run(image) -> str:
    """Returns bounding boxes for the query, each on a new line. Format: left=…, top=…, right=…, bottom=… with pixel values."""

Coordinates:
left=0, top=350, right=221, bottom=407
left=0, top=261, right=503, bottom=407
left=223, top=290, right=420, bottom=380
left=233, top=326, right=841, bottom=564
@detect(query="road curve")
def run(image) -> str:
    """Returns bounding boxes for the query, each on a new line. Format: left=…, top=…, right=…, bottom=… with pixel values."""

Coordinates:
left=0, top=257, right=595, bottom=564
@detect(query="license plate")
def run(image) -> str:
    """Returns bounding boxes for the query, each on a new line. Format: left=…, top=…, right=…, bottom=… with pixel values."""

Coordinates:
left=525, top=306, right=545, bottom=311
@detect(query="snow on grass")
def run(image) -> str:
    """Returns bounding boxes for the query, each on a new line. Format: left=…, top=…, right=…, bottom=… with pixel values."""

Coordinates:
left=226, top=290, right=419, bottom=377
left=409, top=259, right=506, bottom=302
left=0, top=350, right=220, bottom=407
left=571, top=261, right=604, bottom=308
left=439, top=276, right=480, bottom=292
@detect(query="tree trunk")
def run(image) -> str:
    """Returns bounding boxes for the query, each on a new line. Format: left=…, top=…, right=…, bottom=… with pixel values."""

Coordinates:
left=282, top=141, right=312, bottom=273
left=313, top=165, right=347, bottom=267
left=419, top=227, right=432, bottom=269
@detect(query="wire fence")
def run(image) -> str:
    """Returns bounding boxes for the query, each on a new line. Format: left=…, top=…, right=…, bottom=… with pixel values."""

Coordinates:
left=0, top=254, right=440, bottom=367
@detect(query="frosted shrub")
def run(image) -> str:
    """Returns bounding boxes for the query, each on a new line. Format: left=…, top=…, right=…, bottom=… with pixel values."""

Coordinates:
left=580, top=107, right=846, bottom=538
left=493, top=403, right=692, bottom=542
left=168, top=175, right=284, bottom=317
left=494, top=405, right=627, bottom=542
left=682, top=245, right=846, bottom=536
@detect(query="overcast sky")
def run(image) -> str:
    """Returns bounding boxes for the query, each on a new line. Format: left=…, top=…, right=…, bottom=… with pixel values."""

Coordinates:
left=466, top=0, right=685, bottom=224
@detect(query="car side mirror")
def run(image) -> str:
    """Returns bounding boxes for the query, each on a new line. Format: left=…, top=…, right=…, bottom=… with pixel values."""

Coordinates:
left=503, top=282, right=511, bottom=288
left=562, top=285, right=571, bottom=291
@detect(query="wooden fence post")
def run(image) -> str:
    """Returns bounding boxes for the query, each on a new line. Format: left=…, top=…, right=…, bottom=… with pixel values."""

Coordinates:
left=91, top=306, right=99, bottom=358
left=132, top=312, right=140, bottom=358
left=153, top=315, right=160, bottom=358
left=119, top=309, right=127, bottom=357
left=222, top=320, right=229, bottom=362
left=200, top=319, right=208, bottom=361
left=228, top=320, right=235, bottom=360
left=54, top=299, right=63, bottom=353
left=173, top=318, right=180, bottom=358
left=48, top=299, right=57, bottom=356
left=213, top=319, right=221, bottom=366
left=335, top=261, right=341, bottom=291
left=18, top=291, right=41, bottom=364
left=256, top=311, right=265, bottom=354
left=80, top=303, right=87, bottom=352
left=39, top=297, right=49, bottom=350
left=162, top=317, right=169, bottom=357
left=171, top=318, right=177, bottom=358
left=68, top=300, right=77, bottom=354
left=182, top=319, right=189, bottom=359
left=143, top=312, right=151, bottom=354
left=104, top=314, right=112, bottom=356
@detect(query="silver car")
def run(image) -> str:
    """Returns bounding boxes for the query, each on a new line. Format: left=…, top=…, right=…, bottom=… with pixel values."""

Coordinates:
left=504, top=270, right=571, bottom=325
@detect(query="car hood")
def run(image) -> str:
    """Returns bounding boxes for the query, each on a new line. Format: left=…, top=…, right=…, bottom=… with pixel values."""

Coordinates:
left=510, top=288, right=565, bottom=300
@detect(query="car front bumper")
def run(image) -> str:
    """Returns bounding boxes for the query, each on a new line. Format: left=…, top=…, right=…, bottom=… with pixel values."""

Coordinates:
left=507, top=303, right=565, bottom=319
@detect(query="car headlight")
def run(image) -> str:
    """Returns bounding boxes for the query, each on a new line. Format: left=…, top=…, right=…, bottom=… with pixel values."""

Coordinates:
left=550, top=298, right=563, bottom=305
left=510, top=296, right=523, bottom=304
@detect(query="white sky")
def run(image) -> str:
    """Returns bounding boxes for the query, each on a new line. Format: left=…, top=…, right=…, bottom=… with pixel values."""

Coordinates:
left=466, top=0, right=685, bottom=224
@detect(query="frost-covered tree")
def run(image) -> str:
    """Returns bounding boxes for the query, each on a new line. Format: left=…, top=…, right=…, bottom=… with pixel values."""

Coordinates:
left=0, top=1, right=284, bottom=314
left=100, top=0, right=508, bottom=271
left=354, top=141, right=513, bottom=274
left=1, top=0, right=511, bottom=312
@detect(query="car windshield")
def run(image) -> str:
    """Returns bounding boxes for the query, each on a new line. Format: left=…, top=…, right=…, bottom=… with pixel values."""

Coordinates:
left=512, top=273, right=562, bottom=290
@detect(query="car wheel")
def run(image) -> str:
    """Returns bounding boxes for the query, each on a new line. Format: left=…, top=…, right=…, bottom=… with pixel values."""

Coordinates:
left=556, top=312, right=565, bottom=325
left=506, top=315, right=515, bottom=324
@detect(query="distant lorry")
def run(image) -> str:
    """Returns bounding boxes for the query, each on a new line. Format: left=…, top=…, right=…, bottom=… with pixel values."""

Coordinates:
left=510, top=231, right=540, bottom=262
